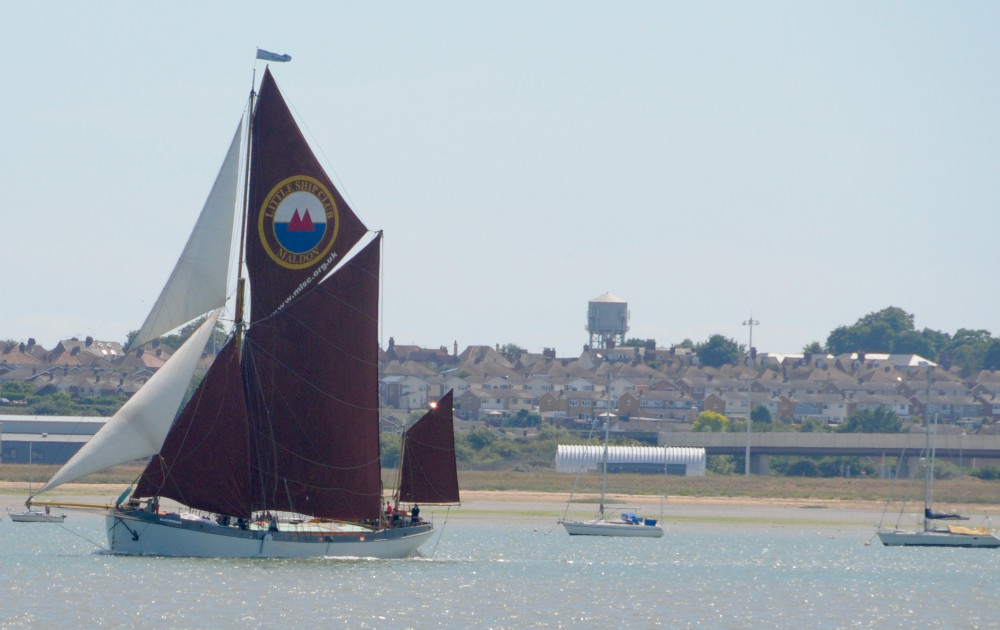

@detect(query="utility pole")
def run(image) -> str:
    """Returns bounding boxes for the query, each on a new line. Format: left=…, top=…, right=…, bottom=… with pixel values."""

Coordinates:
left=742, top=314, right=759, bottom=476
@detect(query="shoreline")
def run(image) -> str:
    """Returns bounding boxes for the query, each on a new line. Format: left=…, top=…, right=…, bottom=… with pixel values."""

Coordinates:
left=2, top=481, right=975, bottom=529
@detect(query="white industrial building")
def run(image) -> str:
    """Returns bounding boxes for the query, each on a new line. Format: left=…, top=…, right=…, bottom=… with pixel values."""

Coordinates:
left=556, top=445, right=706, bottom=476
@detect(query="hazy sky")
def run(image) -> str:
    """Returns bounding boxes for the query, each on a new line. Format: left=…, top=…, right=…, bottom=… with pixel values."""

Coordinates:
left=3, top=2, right=998, bottom=357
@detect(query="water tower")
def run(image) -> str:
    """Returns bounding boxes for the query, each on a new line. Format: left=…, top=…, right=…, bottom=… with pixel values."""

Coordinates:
left=586, top=292, right=629, bottom=349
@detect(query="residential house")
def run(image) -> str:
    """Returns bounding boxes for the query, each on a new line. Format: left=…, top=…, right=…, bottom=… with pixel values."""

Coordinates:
left=539, top=390, right=568, bottom=420
left=849, top=394, right=911, bottom=419
left=618, top=390, right=697, bottom=422
left=566, top=377, right=596, bottom=392
left=441, top=374, right=472, bottom=398
left=457, top=389, right=535, bottom=422
left=381, top=375, right=430, bottom=410
left=523, top=376, right=555, bottom=396
left=565, top=390, right=600, bottom=421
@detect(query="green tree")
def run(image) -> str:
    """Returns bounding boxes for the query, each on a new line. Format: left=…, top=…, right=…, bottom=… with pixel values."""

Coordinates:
left=919, top=328, right=951, bottom=359
left=464, top=426, right=498, bottom=450
left=857, top=306, right=914, bottom=333
left=983, top=341, right=1000, bottom=371
left=1, top=381, right=34, bottom=401
left=836, top=407, right=902, bottom=433
left=889, top=330, right=935, bottom=357
left=380, top=432, right=401, bottom=468
left=940, top=329, right=996, bottom=376
left=784, top=459, right=819, bottom=477
left=826, top=306, right=917, bottom=355
left=499, top=343, right=525, bottom=363
left=728, top=417, right=754, bottom=433
left=750, top=404, right=772, bottom=424
left=692, top=410, right=729, bottom=432
left=157, top=316, right=229, bottom=351
left=825, top=325, right=859, bottom=355
left=507, top=409, right=541, bottom=428
left=696, top=335, right=742, bottom=368
left=706, top=454, right=736, bottom=475
left=29, top=392, right=74, bottom=415
left=802, top=341, right=823, bottom=354
left=799, top=418, right=828, bottom=433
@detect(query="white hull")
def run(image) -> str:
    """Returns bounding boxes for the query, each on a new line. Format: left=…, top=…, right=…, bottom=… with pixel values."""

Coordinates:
left=561, top=519, right=663, bottom=538
left=878, top=529, right=1000, bottom=548
left=106, top=510, right=434, bottom=558
left=8, top=510, right=66, bottom=523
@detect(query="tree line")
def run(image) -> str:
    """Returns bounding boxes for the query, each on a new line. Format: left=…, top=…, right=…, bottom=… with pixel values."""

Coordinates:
left=619, top=305, right=1000, bottom=376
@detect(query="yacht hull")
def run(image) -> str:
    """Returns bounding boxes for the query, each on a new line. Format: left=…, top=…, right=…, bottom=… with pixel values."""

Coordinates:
left=106, top=510, right=434, bottom=558
left=561, top=520, right=663, bottom=538
left=878, top=530, right=1000, bottom=548
left=8, top=510, right=66, bottom=523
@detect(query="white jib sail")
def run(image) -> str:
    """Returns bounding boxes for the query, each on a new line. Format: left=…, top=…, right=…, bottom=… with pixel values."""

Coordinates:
left=39, top=310, right=222, bottom=494
left=127, top=122, right=242, bottom=350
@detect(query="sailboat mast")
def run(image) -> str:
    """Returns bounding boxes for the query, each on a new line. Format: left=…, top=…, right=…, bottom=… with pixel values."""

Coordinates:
left=233, top=73, right=257, bottom=334
left=393, top=427, right=406, bottom=509
left=923, top=365, right=932, bottom=530
left=600, top=367, right=610, bottom=518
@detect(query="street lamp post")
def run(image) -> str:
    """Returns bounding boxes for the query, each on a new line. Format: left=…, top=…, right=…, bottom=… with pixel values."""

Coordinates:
left=742, top=314, right=759, bottom=476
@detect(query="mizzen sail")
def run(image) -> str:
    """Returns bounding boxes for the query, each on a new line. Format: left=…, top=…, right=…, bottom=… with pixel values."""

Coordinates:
left=399, top=390, right=460, bottom=504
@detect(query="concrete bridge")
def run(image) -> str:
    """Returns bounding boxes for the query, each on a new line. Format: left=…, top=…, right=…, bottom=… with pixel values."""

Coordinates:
left=660, top=432, right=1000, bottom=475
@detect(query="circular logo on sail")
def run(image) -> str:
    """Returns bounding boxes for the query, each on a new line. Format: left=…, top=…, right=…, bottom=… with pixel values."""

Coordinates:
left=258, top=175, right=340, bottom=269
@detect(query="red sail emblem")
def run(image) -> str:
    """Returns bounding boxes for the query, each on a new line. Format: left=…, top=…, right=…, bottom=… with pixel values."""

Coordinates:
left=258, top=175, right=339, bottom=270
left=287, top=209, right=315, bottom=232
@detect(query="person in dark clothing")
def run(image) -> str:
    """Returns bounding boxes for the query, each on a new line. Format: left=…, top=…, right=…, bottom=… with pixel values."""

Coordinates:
left=410, top=504, right=420, bottom=524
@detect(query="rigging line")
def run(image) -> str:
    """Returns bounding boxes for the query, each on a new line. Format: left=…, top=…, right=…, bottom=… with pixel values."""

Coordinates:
left=281, top=92, right=360, bottom=214
left=379, top=231, right=384, bottom=358
left=282, top=477, right=295, bottom=515
left=898, top=438, right=928, bottom=528
left=55, top=520, right=108, bottom=553
left=428, top=506, right=451, bottom=559
left=560, top=416, right=602, bottom=523
left=242, top=343, right=282, bottom=508
left=877, top=441, right=909, bottom=531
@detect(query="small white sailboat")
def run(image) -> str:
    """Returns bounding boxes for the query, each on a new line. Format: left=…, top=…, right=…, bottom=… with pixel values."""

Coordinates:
left=10, top=442, right=66, bottom=523
left=8, top=506, right=65, bottom=523
left=878, top=373, right=999, bottom=548
left=559, top=380, right=663, bottom=538
left=26, top=58, right=459, bottom=558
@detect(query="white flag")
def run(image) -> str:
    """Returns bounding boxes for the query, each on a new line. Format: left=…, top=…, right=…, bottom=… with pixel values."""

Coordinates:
left=256, top=48, right=292, bottom=62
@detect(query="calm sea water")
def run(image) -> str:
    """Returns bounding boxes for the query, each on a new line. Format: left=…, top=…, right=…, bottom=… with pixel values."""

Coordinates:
left=3, top=511, right=1000, bottom=629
